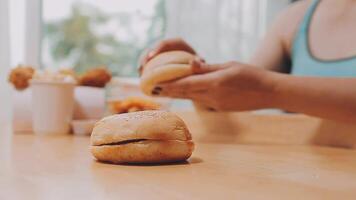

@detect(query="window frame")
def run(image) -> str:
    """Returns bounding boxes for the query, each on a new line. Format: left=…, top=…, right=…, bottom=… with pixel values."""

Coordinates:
left=24, top=0, right=42, bottom=68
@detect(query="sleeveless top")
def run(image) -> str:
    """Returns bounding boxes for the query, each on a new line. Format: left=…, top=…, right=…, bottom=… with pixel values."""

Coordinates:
left=291, top=0, right=356, bottom=77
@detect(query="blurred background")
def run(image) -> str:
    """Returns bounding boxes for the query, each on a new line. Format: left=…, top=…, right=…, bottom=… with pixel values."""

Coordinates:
left=9, top=0, right=292, bottom=77
left=1, top=0, right=297, bottom=130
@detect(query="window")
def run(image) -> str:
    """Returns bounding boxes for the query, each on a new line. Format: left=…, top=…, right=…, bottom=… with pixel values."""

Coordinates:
left=17, top=0, right=290, bottom=75
left=42, top=0, right=166, bottom=76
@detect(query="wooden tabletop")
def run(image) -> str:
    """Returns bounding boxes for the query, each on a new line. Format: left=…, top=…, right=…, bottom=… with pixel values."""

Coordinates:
left=1, top=134, right=356, bottom=200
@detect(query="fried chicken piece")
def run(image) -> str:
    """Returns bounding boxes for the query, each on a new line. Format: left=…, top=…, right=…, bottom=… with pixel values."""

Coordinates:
left=121, top=97, right=160, bottom=111
left=79, top=67, right=112, bottom=88
left=108, top=97, right=161, bottom=114
left=108, top=101, right=127, bottom=114
left=8, top=65, right=35, bottom=90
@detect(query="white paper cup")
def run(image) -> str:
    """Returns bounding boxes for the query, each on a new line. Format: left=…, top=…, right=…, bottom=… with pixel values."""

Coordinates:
left=31, top=80, right=76, bottom=135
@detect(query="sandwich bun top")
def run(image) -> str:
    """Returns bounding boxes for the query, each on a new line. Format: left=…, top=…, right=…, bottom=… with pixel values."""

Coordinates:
left=143, top=51, right=195, bottom=72
left=91, top=110, right=192, bottom=146
left=140, top=51, right=195, bottom=95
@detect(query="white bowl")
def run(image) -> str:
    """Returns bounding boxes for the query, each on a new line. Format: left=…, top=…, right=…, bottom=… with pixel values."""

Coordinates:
left=71, top=119, right=98, bottom=136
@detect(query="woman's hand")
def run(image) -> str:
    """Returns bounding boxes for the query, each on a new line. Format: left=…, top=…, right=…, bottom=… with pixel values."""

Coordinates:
left=139, top=38, right=197, bottom=74
left=154, top=60, right=278, bottom=111
left=154, top=59, right=356, bottom=123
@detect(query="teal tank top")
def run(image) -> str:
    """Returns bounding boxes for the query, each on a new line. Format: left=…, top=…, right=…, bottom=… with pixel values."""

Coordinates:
left=291, top=0, right=356, bottom=77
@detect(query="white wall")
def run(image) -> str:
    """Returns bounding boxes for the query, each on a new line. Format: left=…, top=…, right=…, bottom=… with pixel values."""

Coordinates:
left=164, top=0, right=290, bottom=63
left=265, top=0, right=290, bottom=27
left=10, top=0, right=26, bottom=67
left=0, top=0, right=13, bottom=129
left=24, top=0, right=42, bottom=67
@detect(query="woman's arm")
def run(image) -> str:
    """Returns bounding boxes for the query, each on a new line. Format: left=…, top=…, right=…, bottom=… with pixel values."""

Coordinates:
left=248, top=13, right=290, bottom=72
left=272, top=73, right=356, bottom=123
left=249, top=0, right=309, bottom=72
left=157, top=61, right=356, bottom=123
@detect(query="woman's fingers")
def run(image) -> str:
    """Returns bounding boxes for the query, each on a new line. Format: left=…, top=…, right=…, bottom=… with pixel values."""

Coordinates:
left=153, top=61, right=231, bottom=98
left=155, top=73, right=214, bottom=98
left=191, top=57, right=205, bottom=74
left=191, top=59, right=231, bottom=74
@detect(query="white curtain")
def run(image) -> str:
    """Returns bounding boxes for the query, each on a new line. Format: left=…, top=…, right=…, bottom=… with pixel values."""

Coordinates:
left=165, top=0, right=289, bottom=63
left=0, top=0, right=13, bottom=128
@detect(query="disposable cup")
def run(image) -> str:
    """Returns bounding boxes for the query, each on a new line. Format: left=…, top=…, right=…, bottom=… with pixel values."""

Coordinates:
left=31, top=80, right=75, bottom=135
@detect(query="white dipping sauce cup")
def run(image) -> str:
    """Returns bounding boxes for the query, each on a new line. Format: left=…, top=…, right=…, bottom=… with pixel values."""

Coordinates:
left=31, top=80, right=76, bottom=135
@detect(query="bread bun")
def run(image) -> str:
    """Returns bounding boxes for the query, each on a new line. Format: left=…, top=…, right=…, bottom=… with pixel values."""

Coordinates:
left=90, top=110, right=194, bottom=164
left=140, top=51, right=195, bottom=95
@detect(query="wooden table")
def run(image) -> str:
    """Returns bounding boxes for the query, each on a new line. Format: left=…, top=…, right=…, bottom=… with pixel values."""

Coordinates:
left=1, top=134, right=356, bottom=200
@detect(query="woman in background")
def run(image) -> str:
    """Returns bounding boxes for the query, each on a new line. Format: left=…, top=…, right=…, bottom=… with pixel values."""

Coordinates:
left=140, top=0, right=356, bottom=123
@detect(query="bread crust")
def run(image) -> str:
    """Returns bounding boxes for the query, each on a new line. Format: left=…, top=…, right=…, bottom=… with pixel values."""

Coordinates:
left=141, top=63, right=192, bottom=95
left=91, top=140, right=194, bottom=164
left=90, top=111, right=194, bottom=164
left=140, top=51, right=195, bottom=95
left=144, top=51, right=195, bottom=72
left=91, top=111, right=192, bottom=146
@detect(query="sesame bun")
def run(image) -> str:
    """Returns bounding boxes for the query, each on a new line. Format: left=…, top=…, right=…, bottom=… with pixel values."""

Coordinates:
left=140, top=51, right=195, bottom=95
left=90, top=110, right=194, bottom=164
